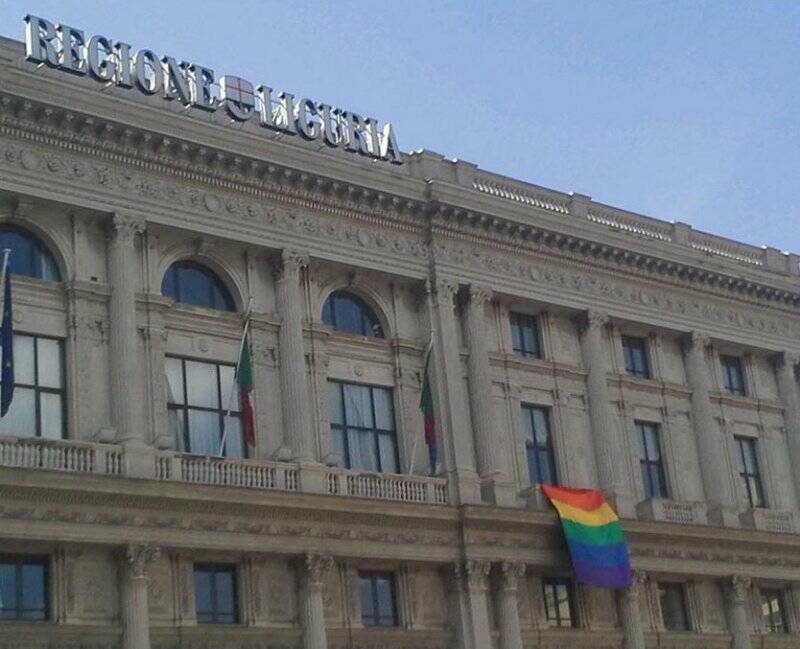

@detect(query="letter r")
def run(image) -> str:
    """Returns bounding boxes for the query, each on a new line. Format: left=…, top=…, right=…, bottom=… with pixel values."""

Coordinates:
left=24, top=15, right=59, bottom=67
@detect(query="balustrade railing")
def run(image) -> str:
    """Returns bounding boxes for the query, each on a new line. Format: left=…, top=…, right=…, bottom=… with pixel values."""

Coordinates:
left=324, top=468, right=448, bottom=505
left=0, top=436, right=121, bottom=475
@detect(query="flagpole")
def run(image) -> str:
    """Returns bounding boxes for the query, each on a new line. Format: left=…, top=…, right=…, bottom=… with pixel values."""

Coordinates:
left=0, top=249, right=10, bottom=325
left=217, top=297, right=254, bottom=457
left=408, top=332, right=433, bottom=477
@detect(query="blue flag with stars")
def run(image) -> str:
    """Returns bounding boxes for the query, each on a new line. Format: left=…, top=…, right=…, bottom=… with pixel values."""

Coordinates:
left=1, top=267, right=13, bottom=417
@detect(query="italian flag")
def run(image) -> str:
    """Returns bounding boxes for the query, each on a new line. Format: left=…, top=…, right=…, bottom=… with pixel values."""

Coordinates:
left=237, top=330, right=256, bottom=447
left=420, top=340, right=437, bottom=475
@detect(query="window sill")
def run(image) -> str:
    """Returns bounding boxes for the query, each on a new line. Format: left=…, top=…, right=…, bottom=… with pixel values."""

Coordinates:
left=636, top=498, right=708, bottom=526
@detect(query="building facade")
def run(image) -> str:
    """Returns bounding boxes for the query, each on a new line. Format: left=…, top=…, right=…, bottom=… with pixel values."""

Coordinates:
left=1, top=18, right=800, bottom=649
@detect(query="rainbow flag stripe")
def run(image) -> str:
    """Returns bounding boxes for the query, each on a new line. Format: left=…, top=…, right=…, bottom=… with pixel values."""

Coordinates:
left=542, top=485, right=632, bottom=589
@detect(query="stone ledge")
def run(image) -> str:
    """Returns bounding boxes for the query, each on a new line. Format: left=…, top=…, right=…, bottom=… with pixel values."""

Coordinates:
left=739, top=508, right=797, bottom=534
left=636, top=498, right=708, bottom=526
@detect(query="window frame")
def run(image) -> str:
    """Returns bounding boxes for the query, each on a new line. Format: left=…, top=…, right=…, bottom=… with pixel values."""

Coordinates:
left=322, top=291, right=384, bottom=339
left=358, top=570, right=399, bottom=628
left=161, top=261, right=235, bottom=312
left=510, top=312, right=542, bottom=359
left=0, top=226, right=60, bottom=282
left=166, top=356, right=244, bottom=458
left=329, top=380, right=399, bottom=474
left=621, top=335, right=651, bottom=379
left=0, top=554, right=49, bottom=621
left=637, top=421, right=668, bottom=499
left=193, top=563, right=239, bottom=625
left=720, top=355, right=747, bottom=396
left=541, top=577, right=575, bottom=629
left=0, top=333, right=67, bottom=440
left=658, top=582, right=690, bottom=632
left=734, top=436, right=766, bottom=509
left=760, top=588, right=788, bottom=634
left=522, top=405, right=558, bottom=487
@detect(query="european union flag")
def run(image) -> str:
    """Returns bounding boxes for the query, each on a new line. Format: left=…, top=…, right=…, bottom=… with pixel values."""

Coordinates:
left=1, top=266, right=13, bottom=417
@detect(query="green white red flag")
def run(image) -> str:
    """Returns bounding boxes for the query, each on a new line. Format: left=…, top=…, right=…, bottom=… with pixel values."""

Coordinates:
left=237, top=330, right=255, bottom=447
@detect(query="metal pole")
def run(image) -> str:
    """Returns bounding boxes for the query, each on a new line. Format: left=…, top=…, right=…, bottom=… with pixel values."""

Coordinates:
left=217, top=297, right=254, bottom=456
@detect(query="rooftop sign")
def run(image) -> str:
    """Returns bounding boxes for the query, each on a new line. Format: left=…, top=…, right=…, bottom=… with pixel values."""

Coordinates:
left=22, top=15, right=403, bottom=164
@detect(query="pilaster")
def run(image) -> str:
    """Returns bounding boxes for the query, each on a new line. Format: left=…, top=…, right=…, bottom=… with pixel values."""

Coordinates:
left=463, top=560, right=493, bottom=649
left=121, top=545, right=159, bottom=649
left=301, top=553, right=333, bottom=649
left=496, top=562, right=525, bottom=649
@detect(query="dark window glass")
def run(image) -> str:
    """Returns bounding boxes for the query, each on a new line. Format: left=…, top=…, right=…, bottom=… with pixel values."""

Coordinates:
left=328, top=382, right=397, bottom=473
left=734, top=436, right=765, bottom=508
left=522, top=406, right=557, bottom=486
left=0, top=335, right=65, bottom=439
left=193, top=564, right=238, bottom=624
left=761, top=588, right=788, bottom=634
left=161, top=261, right=235, bottom=312
left=0, top=555, right=48, bottom=621
left=358, top=571, right=397, bottom=627
left=0, top=227, right=60, bottom=281
left=622, top=336, right=651, bottom=378
left=721, top=355, right=746, bottom=396
left=510, top=313, right=541, bottom=359
left=637, top=422, right=668, bottom=499
left=166, top=357, right=244, bottom=457
left=658, top=582, right=689, bottom=631
left=322, top=291, right=384, bottom=338
left=542, top=578, right=574, bottom=628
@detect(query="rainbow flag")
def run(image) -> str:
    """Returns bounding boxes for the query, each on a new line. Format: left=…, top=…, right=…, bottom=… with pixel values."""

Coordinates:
left=542, top=485, right=632, bottom=589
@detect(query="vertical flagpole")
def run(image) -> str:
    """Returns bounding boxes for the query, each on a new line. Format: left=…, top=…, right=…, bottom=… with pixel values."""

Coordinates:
left=217, top=297, right=254, bottom=456
left=408, top=333, right=434, bottom=476
left=0, top=249, right=10, bottom=325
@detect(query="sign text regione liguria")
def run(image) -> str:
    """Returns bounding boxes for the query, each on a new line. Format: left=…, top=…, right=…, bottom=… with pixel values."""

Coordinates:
left=23, top=15, right=403, bottom=164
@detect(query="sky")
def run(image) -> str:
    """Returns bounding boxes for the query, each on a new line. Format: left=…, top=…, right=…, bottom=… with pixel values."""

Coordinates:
left=1, top=1, right=799, bottom=252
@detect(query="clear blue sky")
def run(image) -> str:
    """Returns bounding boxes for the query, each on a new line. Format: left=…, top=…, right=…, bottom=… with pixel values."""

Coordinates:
left=2, top=1, right=799, bottom=252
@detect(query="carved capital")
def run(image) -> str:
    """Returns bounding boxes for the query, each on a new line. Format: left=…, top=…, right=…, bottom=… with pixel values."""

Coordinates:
left=464, top=559, right=491, bottom=591
left=468, top=284, right=493, bottom=306
left=304, top=553, right=334, bottom=584
left=499, top=562, right=526, bottom=592
left=433, top=277, right=459, bottom=299
left=776, top=351, right=800, bottom=371
left=728, top=575, right=751, bottom=604
left=124, top=545, right=160, bottom=579
left=109, top=213, right=145, bottom=243
left=273, top=249, right=309, bottom=281
left=578, top=309, right=608, bottom=335
left=683, top=331, right=711, bottom=353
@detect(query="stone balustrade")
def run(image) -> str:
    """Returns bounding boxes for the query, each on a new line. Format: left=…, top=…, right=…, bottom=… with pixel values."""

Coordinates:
left=636, top=498, right=708, bottom=526
left=0, top=435, right=123, bottom=475
left=325, top=466, right=449, bottom=505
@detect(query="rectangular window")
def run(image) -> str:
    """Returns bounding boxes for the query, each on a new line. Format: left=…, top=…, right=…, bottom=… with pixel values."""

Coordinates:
left=721, top=355, right=746, bottom=396
left=622, top=336, right=651, bottom=378
left=510, top=312, right=542, bottom=359
left=734, top=436, right=766, bottom=508
left=193, top=564, right=238, bottom=624
left=0, top=555, right=48, bottom=621
left=637, top=422, right=668, bottom=499
left=658, top=582, right=689, bottom=631
left=328, top=382, right=398, bottom=473
left=166, top=357, right=244, bottom=458
left=358, top=571, right=398, bottom=627
left=761, top=588, right=788, bottom=634
left=522, top=406, right=557, bottom=486
left=542, top=578, right=574, bottom=628
left=0, top=335, right=65, bottom=439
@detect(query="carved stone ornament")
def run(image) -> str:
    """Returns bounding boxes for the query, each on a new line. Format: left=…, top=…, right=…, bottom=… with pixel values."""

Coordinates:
left=778, top=351, right=800, bottom=370
left=729, top=575, right=752, bottom=604
left=124, top=544, right=160, bottom=579
left=578, top=309, right=609, bottom=335
left=465, top=559, right=491, bottom=591
left=273, top=249, right=310, bottom=280
left=468, top=284, right=493, bottom=306
left=109, top=213, right=145, bottom=243
left=499, top=562, right=526, bottom=592
left=684, top=331, right=711, bottom=353
left=305, top=553, right=334, bottom=584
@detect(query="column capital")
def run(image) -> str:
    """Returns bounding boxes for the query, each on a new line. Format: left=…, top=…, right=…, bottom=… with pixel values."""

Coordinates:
left=683, top=331, right=711, bottom=352
left=304, top=553, right=334, bottom=585
left=468, top=284, right=493, bottom=306
left=123, top=545, right=160, bottom=578
left=728, top=575, right=752, bottom=604
left=578, top=309, right=609, bottom=334
left=777, top=351, right=800, bottom=370
left=464, top=559, right=491, bottom=591
left=273, top=249, right=310, bottom=280
left=498, top=562, right=526, bottom=592
left=433, top=277, right=459, bottom=299
left=109, top=213, right=145, bottom=243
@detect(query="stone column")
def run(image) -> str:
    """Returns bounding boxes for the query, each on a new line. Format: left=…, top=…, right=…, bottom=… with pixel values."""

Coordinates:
left=121, top=545, right=159, bottom=649
left=496, top=562, right=525, bottom=649
left=578, top=311, right=633, bottom=514
left=301, top=554, right=332, bottom=649
left=107, top=214, right=145, bottom=446
left=618, top=572, right=646, bottom=649
left=775, top=352, right=800, bottom=502
left=464, top=560, right=493, bottom=649
left=427, top=277, right=480, bottom=504
left=725, top=576, right=753, bottom=649
left=683, top=332, right=738, bottom=525
left=465, top=286, right=513, bottom=505
left=274, top=250, right=315, bottom=462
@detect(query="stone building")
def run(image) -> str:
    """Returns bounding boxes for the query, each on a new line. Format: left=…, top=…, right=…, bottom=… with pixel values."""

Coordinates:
left=1, top=16, right=800, bottom=649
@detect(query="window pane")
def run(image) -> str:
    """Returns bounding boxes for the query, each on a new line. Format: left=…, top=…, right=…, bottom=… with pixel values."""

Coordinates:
left=556, top=584, right=571, bottom=625
left=222, top=415, right=244, bottom=459
left=187, top=410, right=221, bottom=455
left=165, top=358, right=184, bottom=406
left=0, top=387, right=36, bottom=437
left=14, top=335, right=34, bottom=385
left=39, top=393, right=63, bottom=440
left=343, top=384, right=373, bottom=428
left=372, top=388, right=393, bottom=431
left=219, top=365, right=238, bottom=413
left=36, top=339, right=62, bottom=389
left=0, top=564, right=16, bottom=613
left=348, top=429, right=378, bottom=471
left=328, top=384, right=344, bottom=425
left=194, top=570, right=213, bottom=615
left=543, top=583, right=557, bottom=622
left=214, top=570, right=236, bottom=617
left=659, top=583, right=688, bottom=631
left=169, top=409, right=185, bottom=452
left=522, top=408, right=534, bottom=444
left=359, top=577, right=375, bottom=624
left=333, top=428, right=346, bottom=467
left=375, top=576, right=395, bottom=625
left=378, top=433, right=398, bottom=473
left=185, top=361, right=219, bottom=408
left=20, top=563, right=45, bottom=611
left=531, top=408, right=549, bottom=445
left=335, top=296, right=364, bottom=335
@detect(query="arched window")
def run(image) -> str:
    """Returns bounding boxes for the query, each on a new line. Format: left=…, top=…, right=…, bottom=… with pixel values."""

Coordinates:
left=323, top=291, right=384, bottom=338
left=161, top=261, right=235, bottom=311
left=0, top=226, right=60, bottom=281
